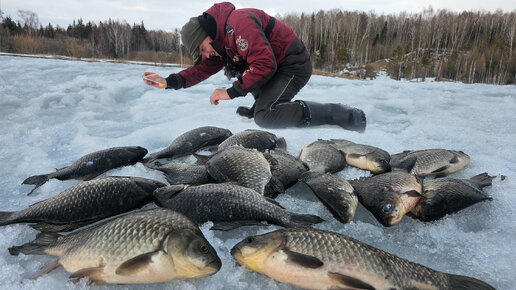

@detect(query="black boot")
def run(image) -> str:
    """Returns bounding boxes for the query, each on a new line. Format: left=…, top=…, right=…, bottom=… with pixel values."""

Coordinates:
left=301, top=101, right=366, bottom=133
left=236, top=103, right=255, bottom=119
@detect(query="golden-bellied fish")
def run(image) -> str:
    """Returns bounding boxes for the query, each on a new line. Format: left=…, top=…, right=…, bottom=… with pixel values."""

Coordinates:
left=22, top=146, right=148, bottom=195
left=390, top=149, right=470, bottom=177
left=329, top=139, right=391, bottom=174
left=1, top=176, right=166, bottom=232
left=409, top=173, right=494, bottom=222
left=231, top=228, right=495, bottom=290
left=9, top=208, right=221, bottom=285
left=153, top=183, right=323, bottom=231
left=350, top=171, right=423, bottom=226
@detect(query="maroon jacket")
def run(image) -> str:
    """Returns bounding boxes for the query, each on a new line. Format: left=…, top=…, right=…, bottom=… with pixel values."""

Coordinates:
left=177, top=2, right=296, bottom=98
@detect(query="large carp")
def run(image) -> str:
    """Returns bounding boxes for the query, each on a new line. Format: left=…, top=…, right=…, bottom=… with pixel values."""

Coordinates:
left=9, top=208, right=221, bottom=285
left=1, top=176, right=166, bottom=232
left=390, top=149, right=470, bottom=177
left=231, top=228, right=494, bottom=290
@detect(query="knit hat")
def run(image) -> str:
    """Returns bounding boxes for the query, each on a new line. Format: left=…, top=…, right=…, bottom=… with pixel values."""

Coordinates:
left=181, top=17, right=208, bottom=65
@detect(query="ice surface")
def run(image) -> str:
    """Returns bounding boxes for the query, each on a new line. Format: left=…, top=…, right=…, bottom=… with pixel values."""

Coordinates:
left=0, top=55, right=515, bottom=289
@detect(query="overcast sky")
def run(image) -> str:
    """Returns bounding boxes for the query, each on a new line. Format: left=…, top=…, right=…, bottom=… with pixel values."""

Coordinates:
left=1, top=0, right=515, bottom=31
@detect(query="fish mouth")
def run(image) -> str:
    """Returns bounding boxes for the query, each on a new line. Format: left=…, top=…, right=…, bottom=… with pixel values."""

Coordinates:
left=207, top=256, right=222, bottom=272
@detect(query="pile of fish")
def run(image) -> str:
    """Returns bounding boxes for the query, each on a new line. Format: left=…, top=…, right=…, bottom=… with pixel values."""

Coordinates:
left=0, top=126, right=496, bottom=289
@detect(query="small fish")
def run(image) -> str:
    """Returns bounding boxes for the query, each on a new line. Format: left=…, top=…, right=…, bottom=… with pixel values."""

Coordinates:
left=299, top=140, right=346, bottom=173
left=265, top=150, right=308, bottom=188
left=231, top=228, right=495, bottom=290
left=1, top=176, right=166, bottom=232
left=390, top=149, right=470, bottom=177
left=329, top=139, right=391, bottom=174
left=22, top=146, right=148, bottom=195
left=144, top=161, right=213, bottom=185
left=216, top=129, right=286, bottom=152
left=301, top=173, right=358, bottom=223
left=9, top=208, right=221, bottom=285
left=153, top=183, right=323, bottom=231
left=206, top=146, right=284, bottom=197
left=409, top=173, right=495, bottom=222
left=143, top=126, right=232, bottom=163
left=350, top=171, right=423, bottom=227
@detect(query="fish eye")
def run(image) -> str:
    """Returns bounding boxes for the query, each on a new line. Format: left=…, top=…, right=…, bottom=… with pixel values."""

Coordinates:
left=199, top=244, right=208, bottom=253
left=381, top=203, right=393, bottom=213
left=245, top=237, right=254, bottom=243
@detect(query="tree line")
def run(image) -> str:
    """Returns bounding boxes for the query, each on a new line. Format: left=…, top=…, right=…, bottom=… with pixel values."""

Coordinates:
left=1, top=8, right=515, bottom=85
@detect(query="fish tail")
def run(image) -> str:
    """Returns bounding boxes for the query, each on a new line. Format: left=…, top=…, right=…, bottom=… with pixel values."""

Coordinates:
left=8, top=232, right=61, bottom=256
left=470, top=172, right=495, bottom=188
left=448, top=273, right=495, bottom=290
left=22, top=174, right=51, bottom=195
left=285, top=213, right=324, bottom=228
left=0, top=211, right=15, bottom=226
left=264, top=177, right=285, bottom=198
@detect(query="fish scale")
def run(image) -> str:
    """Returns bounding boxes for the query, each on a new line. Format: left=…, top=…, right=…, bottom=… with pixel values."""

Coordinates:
left=299, top=140, right=346, bottom=173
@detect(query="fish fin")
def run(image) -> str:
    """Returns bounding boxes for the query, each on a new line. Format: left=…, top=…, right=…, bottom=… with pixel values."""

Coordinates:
left=403, top=189, right=423, bottom=197
left=0, top=211, right=14, bottom=226
left=69, top=266, right=106, bottom=285
left=286, top=213, right=324, bottom=228
left=30, top=221, right=90, bottom=233
left=264, top=197, right=286, bottom=209
left=8, top=232, right=61, bottom=256
left=153, top=185, right=186, bottom=206
left=275, top=137, right=287, bottom=150
left=469, top=172, right=495, bottom=188
left=347, top=153, right=364, bottom=159
left=264, top=176, right=285, bottom=198
left=447, top=273, right=495, bottom=290
left=193, top=153, right=211, bottom=165
left=31, top=258, right=61, bottom=280
left=328, top=272, right=376, bottom=290
left=283, top=249, right=324, bottom=268
left=210, top=220, right=268, bottom=231
left=431, top=165, right=449, bottom=175
left=115, top=250, right=161, bottom=276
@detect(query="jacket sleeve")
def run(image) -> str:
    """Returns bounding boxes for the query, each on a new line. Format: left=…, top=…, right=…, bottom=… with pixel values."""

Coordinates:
left=227, top=13, right=277, bottom=98
left=177, top=57, right=224, bottom=88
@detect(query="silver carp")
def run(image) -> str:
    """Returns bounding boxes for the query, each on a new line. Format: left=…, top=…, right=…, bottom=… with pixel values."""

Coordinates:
left=231, top=228, right=495, bottom=290
left=351, top=171, right=423, bottom=227
left=216, top=129, right=286, bottom=152
left=143, top=126, right=232, bottom=163
left=299, top=140, right=346, bottom=173
left=390, top=149, right=470, bottom=177
left=410, top=173, right=494, bottom=222
left=153, top=183, right=323, bottom=230
left=9, top=208, right=221, bottom=285
left=329, top=139, right=391, bottom=174
left=22, top=146, right=148, bottom=195
left=206, top=146, right=284, bottom=197
left=301, top=173, right=358, bottom=223
left=1, top=176, right=166, bottom=232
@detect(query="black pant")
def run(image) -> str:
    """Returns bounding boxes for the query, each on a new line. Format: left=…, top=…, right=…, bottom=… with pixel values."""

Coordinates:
left=253, top=37, right=312, bottom=128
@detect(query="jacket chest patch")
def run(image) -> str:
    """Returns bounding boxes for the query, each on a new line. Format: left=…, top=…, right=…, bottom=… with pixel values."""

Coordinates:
left=236, top=36, right=248, bottom=52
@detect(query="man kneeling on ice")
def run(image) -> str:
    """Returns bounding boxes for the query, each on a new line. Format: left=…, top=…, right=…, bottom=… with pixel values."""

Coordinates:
left=142, top=2, right=366, bottom=132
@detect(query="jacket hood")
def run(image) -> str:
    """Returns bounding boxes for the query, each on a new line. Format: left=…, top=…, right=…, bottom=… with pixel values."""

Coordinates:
left=204, top=2, right=235, bottom=47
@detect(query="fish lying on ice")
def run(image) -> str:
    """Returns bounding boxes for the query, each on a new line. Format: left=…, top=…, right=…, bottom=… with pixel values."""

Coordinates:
left=350, top=171, right=423, bottom=227
left=299, top=140, right=346, bottom=173
left=409, top=172, right=495, bottom=221
left=9, top=208, right=221, bottom=285
left=22, top=146, right=148, bottom=195
left=390, top=149, right=470, bottom=177
left=216, top=129, right=286, bottom=152
left=144, top=161, right=213, bottom=185
left=153, top=183, right=323, bottom=230
left=231, top=228, right=495, bottom=290
left=265, top=150, right=308, bottom=189
left=329, top=139, right=391, bottom=174
left=1, top=176, right=166, bottom=232
left=143, top=126, right=232, bottom=163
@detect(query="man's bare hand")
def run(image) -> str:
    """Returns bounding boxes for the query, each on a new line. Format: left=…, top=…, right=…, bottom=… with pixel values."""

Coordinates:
left=143, top=72, right=166, bottom=88
left=210, top=89, right=231, bottom=105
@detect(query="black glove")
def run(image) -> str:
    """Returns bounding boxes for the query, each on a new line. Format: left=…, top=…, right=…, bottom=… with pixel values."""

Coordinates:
left=165, top=74, right=182, bottom=90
